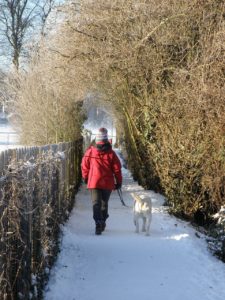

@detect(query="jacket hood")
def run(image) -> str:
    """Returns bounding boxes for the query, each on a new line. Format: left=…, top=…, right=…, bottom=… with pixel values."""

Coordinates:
left=95, top=142, right=112, bottom=152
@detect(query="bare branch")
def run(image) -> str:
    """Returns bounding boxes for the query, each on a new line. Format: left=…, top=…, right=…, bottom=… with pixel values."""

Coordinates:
left=0, top=0, right=56, bottom=68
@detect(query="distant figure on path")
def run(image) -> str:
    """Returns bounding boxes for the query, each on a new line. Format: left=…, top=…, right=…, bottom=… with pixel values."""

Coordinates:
left=81, top=127, right=122, bottom=235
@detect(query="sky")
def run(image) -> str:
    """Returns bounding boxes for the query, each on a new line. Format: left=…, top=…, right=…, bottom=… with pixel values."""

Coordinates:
left=44, top=151, right=225, bottom=300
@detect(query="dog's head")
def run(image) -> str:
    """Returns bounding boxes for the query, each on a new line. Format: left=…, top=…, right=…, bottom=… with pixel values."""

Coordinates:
left=131, top=192, right=152, bottom=203
left=131, top=192, right=152, bottom=212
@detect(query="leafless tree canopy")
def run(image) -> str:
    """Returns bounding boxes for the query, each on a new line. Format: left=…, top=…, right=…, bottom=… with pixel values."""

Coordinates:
left=0, top=0, right=55, bottom=69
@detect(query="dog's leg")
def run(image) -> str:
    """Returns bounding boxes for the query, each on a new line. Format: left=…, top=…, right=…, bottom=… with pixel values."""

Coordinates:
left=133, top=201, right=139, bottom=233
left=145, top=215, right=152, bottom=236
left=134, top=216, right=139, bottom=233
left=133, top=200, right=136, bottom=226
left=142, top=217, right=146, bottom=232
left=133, top=214, right=138, bottom=232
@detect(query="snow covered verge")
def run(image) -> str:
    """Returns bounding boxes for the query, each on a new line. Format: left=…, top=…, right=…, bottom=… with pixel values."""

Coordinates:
left=44, top=153, right=225, bottom=300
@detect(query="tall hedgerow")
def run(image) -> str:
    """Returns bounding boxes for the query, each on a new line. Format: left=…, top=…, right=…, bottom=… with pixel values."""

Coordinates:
left=10, top=39, right=85, bottom=145
left=12, top=0, right=225, bottom=221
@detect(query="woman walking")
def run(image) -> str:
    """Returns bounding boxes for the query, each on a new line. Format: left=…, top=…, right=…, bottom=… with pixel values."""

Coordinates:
left=81, top=127, right=122, bottom=235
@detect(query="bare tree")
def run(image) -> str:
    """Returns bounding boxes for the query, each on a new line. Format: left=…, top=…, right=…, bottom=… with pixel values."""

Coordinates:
left=0, top=70, right=5, bottom=110
left=0, top=0, right=55, bottom=69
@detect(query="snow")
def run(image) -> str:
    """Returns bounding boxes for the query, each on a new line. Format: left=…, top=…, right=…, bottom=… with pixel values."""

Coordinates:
left=44, top=154, right=225, bottom=300
left=0, top=122, right=19, bottom=151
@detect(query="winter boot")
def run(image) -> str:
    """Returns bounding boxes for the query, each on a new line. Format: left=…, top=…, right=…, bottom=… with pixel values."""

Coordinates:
left=95, top=223, right=102, bottom=235
left=101, top=222, right=106, bottom=232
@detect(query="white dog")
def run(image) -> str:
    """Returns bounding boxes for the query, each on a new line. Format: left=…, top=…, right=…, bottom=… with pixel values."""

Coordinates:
left=131, top=192, right=152, bottom=236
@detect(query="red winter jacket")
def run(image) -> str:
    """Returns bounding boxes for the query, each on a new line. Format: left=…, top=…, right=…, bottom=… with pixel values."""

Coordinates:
left=81, top=144, right=122, bottom=190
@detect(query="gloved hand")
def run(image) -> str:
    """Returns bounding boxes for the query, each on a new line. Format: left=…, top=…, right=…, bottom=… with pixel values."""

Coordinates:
left=115, top=183, right=122, bottom=190
left=83, top=178, right=88, bottom=184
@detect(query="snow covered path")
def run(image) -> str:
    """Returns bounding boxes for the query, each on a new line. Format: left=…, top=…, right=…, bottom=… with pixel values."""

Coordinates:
left=44, top=165, right=225, bottom=300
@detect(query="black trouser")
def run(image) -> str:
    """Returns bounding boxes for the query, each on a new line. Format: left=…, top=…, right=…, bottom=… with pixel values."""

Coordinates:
left=90, top=189, right=111, bottom=224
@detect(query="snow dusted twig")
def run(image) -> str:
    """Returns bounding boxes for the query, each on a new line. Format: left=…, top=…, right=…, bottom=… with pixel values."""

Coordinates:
left=213, top=206, right=225, bottom=225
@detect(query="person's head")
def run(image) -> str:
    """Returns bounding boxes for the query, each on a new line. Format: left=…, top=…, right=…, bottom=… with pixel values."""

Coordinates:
left=96, top=127, right=109, bottom=144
